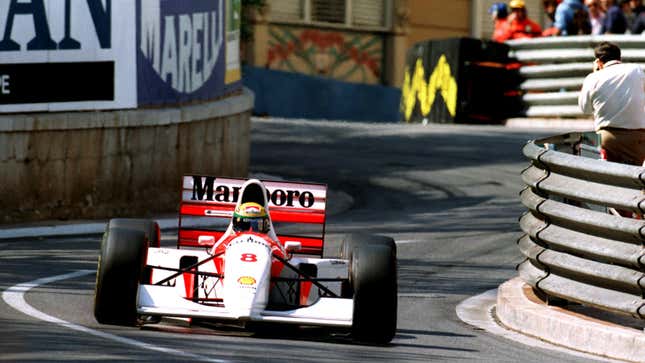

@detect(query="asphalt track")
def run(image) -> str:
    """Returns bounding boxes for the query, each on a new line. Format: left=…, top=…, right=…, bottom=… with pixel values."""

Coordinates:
left=0, top=118, right=596, bottom=362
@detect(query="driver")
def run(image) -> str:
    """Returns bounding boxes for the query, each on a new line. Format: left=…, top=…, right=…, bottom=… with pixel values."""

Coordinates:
left=232, top=202, right=270, bottom=234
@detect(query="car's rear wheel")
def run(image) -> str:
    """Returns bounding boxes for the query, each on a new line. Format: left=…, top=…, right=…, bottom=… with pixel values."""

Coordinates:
left=94, top=219, right=155, bottom=325
left=349, top=236, right=397, bottom=344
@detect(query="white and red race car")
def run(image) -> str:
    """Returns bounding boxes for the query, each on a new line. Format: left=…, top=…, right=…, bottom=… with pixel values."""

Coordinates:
left=94, top=175, right=397, bottom=343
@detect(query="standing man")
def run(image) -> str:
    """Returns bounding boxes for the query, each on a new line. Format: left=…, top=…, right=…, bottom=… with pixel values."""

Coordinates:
left=578, top=42, right=645, bottom=166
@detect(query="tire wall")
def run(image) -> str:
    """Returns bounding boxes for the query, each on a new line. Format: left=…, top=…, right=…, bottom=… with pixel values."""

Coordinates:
left=0, top=90, right=253, bottom=223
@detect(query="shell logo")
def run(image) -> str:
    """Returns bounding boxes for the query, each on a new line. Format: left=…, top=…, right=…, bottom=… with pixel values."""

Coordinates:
left=237, top=276, right=256, bottom=286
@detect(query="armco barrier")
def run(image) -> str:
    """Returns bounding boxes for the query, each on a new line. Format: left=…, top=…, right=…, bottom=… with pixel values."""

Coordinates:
left=519, top=133, right=645, bottom=318
left=506, top=35, right=645, bottom=118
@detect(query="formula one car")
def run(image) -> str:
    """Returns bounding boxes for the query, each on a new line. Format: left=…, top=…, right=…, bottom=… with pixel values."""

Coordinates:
left=94, top=175, right=397, bottom=343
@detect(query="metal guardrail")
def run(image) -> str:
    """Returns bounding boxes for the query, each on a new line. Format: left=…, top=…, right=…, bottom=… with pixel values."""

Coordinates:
left=519, top=133, right=645, bottom=318
left=506, top=35, right=645, bottom=117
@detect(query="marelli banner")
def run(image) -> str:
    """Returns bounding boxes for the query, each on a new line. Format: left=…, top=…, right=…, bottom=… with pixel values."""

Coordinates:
left=137, top=0, right=242, bottom=106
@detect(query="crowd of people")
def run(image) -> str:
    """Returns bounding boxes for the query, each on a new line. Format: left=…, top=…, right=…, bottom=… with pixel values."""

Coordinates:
left=489, top=0, right=645, bottom=42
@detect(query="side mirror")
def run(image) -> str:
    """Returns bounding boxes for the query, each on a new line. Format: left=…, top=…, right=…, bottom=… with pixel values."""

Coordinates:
left=284, top=241, right=302, bottom=253
left=198, top=235, right=215, bottom=246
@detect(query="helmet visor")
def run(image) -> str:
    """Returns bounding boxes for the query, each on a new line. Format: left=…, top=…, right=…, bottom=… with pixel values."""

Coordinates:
left=233, top=217, right=268, bottom=233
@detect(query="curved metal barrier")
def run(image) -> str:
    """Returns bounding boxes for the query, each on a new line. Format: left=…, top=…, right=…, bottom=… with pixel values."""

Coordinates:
left=506, top=35, right=645, bottom=118
left=519, top=133, right=645, bottom=318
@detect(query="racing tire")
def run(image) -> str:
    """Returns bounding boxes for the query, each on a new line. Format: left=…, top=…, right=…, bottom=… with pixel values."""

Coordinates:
left=106, top=219, right=160, bottom=285
left=106, top=218, right=160, bottom=247
left=94, top=219, right=152, bottom=325
left=339, top=234, right=395, bottom=298
left=339, top=233, right=395, bottom=261
left=350, top=241, right=397, bottom=344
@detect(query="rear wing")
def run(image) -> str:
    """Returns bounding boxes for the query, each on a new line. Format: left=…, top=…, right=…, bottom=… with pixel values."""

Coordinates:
left=178, top=175, right=327, bottom=256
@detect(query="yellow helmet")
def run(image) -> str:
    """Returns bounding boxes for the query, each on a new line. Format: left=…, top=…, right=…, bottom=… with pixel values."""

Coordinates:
left=233, top=202, right=269, bottom=233
left=509, top=0, right=526, bottom=8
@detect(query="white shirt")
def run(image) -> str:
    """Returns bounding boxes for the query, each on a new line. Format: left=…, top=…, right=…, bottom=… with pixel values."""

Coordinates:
left=578, top=61, right=645, bottom=131
left=589, top=14, right=605, bottom=35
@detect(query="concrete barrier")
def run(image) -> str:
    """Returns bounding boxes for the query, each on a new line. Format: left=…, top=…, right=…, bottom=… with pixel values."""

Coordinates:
left=0, top=89, right=254, bottom=223
left=242, top=66, right=402, bottom=122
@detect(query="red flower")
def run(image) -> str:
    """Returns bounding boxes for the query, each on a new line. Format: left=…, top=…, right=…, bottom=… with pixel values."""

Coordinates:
left=366, top=59, right=379, bottom=75
left=267, top=49, right=276, bottom=63
left=333, top=33, right=344, bottom=47
left=310, top=31, right=321, bottom=46
left=349, top=47, right=358, bottom=61
left=300, top=29, right=312, bottom=43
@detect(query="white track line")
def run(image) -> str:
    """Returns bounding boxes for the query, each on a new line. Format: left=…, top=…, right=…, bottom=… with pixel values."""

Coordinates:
left=456, top=289, right=618, bottom=363
left=394, top=240, right=422, bottom=245
left=2, top=270, right=229, bottom=363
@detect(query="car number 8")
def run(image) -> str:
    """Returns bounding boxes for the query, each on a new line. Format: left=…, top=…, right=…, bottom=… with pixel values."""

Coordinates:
left=240, top=253, right=257, bottom=262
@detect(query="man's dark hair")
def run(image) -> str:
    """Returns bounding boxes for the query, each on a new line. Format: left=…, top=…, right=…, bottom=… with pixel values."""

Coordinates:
left=594, top=42, right=621, bottom=63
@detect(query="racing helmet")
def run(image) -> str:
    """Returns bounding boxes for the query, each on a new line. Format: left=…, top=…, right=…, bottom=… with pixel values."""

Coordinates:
left=509, top=0, right=526, bottom=8
left=232, top=202, right=270, bottom=233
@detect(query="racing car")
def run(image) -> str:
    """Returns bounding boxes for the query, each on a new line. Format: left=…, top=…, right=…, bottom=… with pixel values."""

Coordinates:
left=94, top=175, right=397, bottom=343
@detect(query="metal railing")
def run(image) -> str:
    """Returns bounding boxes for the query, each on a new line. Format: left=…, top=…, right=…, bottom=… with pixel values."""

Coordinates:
left=506, top=35, right=645, bottom=118
left=519, top=132, right=645, bottom=318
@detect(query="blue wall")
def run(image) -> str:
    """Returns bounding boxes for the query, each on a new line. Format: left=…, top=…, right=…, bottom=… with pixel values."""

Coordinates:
left=242, top=66, right=402, bottom=122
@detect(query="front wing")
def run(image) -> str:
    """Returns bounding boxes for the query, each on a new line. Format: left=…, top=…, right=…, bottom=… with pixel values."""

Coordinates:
left=137, top=284, right=353, bottom=327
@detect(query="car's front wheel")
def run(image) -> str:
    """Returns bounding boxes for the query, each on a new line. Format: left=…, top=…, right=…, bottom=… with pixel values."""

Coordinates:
left=94, top=219, right=153, bottom=325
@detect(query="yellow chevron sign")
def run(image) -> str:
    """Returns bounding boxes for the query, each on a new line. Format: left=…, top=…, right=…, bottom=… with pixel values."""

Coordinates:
left=401, top=55, right=458, bottom=122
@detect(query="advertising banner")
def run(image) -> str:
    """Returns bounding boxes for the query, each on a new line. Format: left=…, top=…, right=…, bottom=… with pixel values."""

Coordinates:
left=138, top=0, right=242, bottom=106
left=0, top=0, right=137, bottom=112
left=225, top=0, right=241, bottom=85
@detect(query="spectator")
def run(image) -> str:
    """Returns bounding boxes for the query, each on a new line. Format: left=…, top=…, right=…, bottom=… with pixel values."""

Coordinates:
left=622, top=0, right=637, bottom=31
left=489, top=2, right=510, bottom=42
left=500, top=0, right=543, bottom=40
left=586, top=0, right=607, bottom=34
left=550, top=0, right=592, bottom=35
left=629, top=0, right=645, bottom=15
left=544, top=0, right=560, bottom=24
left=542, top=0, right=562, bottom=35
left=630, top=0, right=645, bottom=32
left=578, top=42, right=645, bottom=166
left=632, top=10, right=645, bottom=32
left=601, top=0, right=628, bottom=33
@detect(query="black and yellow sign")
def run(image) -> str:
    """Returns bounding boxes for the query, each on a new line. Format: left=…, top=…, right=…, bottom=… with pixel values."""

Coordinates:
left=401, top=55, right=457, bottom=122
left=399, top=38, right=516, bottom=124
